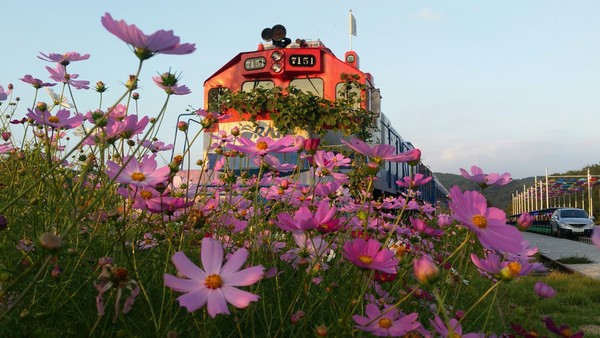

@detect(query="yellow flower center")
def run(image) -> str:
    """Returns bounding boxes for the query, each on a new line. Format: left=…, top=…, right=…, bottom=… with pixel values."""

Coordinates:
left=378, top=317, right=392, bottom=329
left=256, top=141, right=268, bottom=150
left=48, top=116, right=60, bottom=123
left=506, top=261, right=522, bottom=276
left=472, top=214, right=488, bottom=229
left=560, top=328, right=572, bottom=337
left=131, top=172, right=145, bottom=182
left=140, top=190, right=153, bottom=199
left=358, top=255, right=373, bottom=265
left=205, top=274, right=223, bottom=289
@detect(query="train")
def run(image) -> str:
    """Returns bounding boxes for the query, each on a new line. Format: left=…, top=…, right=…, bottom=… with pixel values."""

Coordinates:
left=175, top=24, right=448, bottom=205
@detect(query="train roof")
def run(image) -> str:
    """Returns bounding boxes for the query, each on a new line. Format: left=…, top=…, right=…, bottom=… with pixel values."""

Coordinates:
left=203, top=39, right=336, bottom=86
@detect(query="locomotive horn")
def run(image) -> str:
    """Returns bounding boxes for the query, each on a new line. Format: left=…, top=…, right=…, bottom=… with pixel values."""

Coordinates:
left=261, top=27, right=272, bottom=41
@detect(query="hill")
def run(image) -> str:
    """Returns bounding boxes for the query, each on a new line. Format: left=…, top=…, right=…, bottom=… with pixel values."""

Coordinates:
left=434, top=172, right=534, bottom=213
left=435, top=162, right=600, bottom=216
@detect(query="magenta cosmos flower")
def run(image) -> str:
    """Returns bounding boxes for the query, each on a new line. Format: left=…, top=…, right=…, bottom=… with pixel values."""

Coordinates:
left=226, top=135, right=298, bottom=157
left=163, top=237, right=264, bottom=317
left=38, top=51, right=90, bottom=66
left=20, top=75, right=56, bottom=89
left=26, top=108, right=83, bottom=129
left=106, top=154, right=170, bottom=188
left=341, top=138, right=421, bottom=164
left=101, top=13, right=195, bottom=60
left=534, top=281, right=556, bottom=299
left=353, top=303, right=421, bottom=337
left=45, top=64, right=90, bottom=90
left=448, top=185, right=523, bottom=254
left=343, top=238, right=397, bottom=274
left=460, top=165, right=511, bottom=188
left=430, top=315, right=484, bottom=338
left=275, top=199, right=339, bottom=233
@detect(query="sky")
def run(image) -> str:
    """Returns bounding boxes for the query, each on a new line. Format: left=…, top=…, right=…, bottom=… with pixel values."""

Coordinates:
left=1, top=1, right=599, bottom=179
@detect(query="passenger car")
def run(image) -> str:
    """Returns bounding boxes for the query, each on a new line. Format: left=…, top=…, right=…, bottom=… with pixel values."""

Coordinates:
left=550, top=208, right=595, bottom=237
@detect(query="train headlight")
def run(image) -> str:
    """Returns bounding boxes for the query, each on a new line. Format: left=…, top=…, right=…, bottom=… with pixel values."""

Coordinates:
left=271, top=63, right=283, bottom=73
left=271, top=51, right=283, bottom=62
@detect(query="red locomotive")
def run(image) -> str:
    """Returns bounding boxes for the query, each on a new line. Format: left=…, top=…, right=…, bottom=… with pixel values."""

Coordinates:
left=175, top=24, right=447, bottom=204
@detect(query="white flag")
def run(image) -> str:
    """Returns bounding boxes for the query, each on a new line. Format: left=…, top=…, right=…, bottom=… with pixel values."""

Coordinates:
left=350, top=11, right=357, bottom=36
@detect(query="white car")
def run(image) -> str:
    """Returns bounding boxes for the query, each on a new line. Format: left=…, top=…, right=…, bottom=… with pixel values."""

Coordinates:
left=550, top=208, right=595, bottom=238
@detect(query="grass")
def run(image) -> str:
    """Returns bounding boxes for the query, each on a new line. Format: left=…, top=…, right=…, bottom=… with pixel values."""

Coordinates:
left=465, top=269, right=600, bottom=337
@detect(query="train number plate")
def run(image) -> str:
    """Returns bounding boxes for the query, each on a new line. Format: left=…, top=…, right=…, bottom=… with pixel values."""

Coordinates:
left=289, top=54, right=316, bottom=67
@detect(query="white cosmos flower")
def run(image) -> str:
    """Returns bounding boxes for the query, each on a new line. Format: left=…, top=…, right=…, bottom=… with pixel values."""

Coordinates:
left=46, top=87, right=72, bottom=108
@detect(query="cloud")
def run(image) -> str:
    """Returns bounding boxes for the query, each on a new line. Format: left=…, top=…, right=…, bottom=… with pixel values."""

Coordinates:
left=415, top=7, right=444, bottom=22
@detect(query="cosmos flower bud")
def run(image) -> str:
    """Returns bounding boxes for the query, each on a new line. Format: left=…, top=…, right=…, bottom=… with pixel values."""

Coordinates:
left=315, top=325, right=328, bottom=337
left=95, top=81, right=107, bottom=93
left=8, top=83, right=13, bottom=90
left=132, top=92, right=140, bottom=100
left=158, top=72, right=178, bottom=86
left=437, top=214, right=452, bottom=227
left=0, top=214, right=7, bottom=231
left=303, top=138, right=321, bottom=154
left=36, top=102, right=48, bottom=111
left=39, top=232, right=62, bottom=251
left=177, top=121, right=188, bottom=131
left=534, top=281, right=556, bottom=299
left=125, top=75, right=138, bottom=91
left=1, top=131, right=11, bottom=141
left=413, top=256, right=439, bottom=285
left=231, top=126, right=240, bottom=136
left=517, top=212, right=534, bottom=231
left=407, top=149, right=422, bottom=166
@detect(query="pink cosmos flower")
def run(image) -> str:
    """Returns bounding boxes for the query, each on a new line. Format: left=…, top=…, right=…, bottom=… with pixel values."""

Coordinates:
left=280, top=233, right=333, bottom=272
left=45, top=64, right=90, bottom=90
left=275, top=199, right=339, bottom=233
left=396, top=173, right=432, bottom=189
left=101, top=13, right=195, bottom=60
left=26, top=108, right=84, bottom=129
left=0, top=85, right=11, bottom=101
left=20, top=75, right=56, bottom=89
left=227, top=135, right=298, bottom=157
left=163, top=237, right=264, bottom=317
left=140, top=140, right=174, bottom=153
left=107, top=114, right=149, bottom=139
left=253, top=154, right=297, bottom=172
left=543, top=316, right=584, bottom=338
left=534, top=281, right=556, bottom=299
left=471, top=251, right=538, bottom=281
left=413, top=256, right=440, bottom=284
left=409, top=216, right=443, bottom=237
left=353, top=303, right=421, bottom=337
left=437, top=214, right=453, bottom=227
left=448, top=186, right=523, bottom=254
left=38, top=51, right=90, bottom=66
left=460, top=165, right=512, bottom=188
left=196, top=109, right=231, bottom=129
left=343, top=238, right=398, bottom=274
left=152, top=74, right=191, bottom=95
left=430, top=315, right=484, bottom=338
left=147, top=196, right=194, bottom=215
left=0, top=143, right=13, bottom=154
left=341, top=138, right=421, bottom=164
left=517, top=212, right=534, bottom=230
left=106, top=154, right=170, bottom=188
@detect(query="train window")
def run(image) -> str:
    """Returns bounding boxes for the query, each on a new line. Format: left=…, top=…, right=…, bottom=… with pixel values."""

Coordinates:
left=289, top=78, right=324, bottom=97
left=241, top=80, right=275, bottom=92
left=207, top=87, right=229, bottom=113
left=335, top=82, right=361, bottom=108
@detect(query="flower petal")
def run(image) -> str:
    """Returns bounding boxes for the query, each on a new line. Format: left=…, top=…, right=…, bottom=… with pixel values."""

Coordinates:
left=163, top=274, right=200, bottom=293
left=171, top=251, right=206, bottom=280
left=206, top=289, right=229, bottom=317
left=224, top=265, right=264, bottom=287
left=201, top=237, right=224, bottom=274
left=222, top=286, right=259, bottom=308
left=220, top=248, right=248, bottom=276
left=176, top=288, right=209, bottom=313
